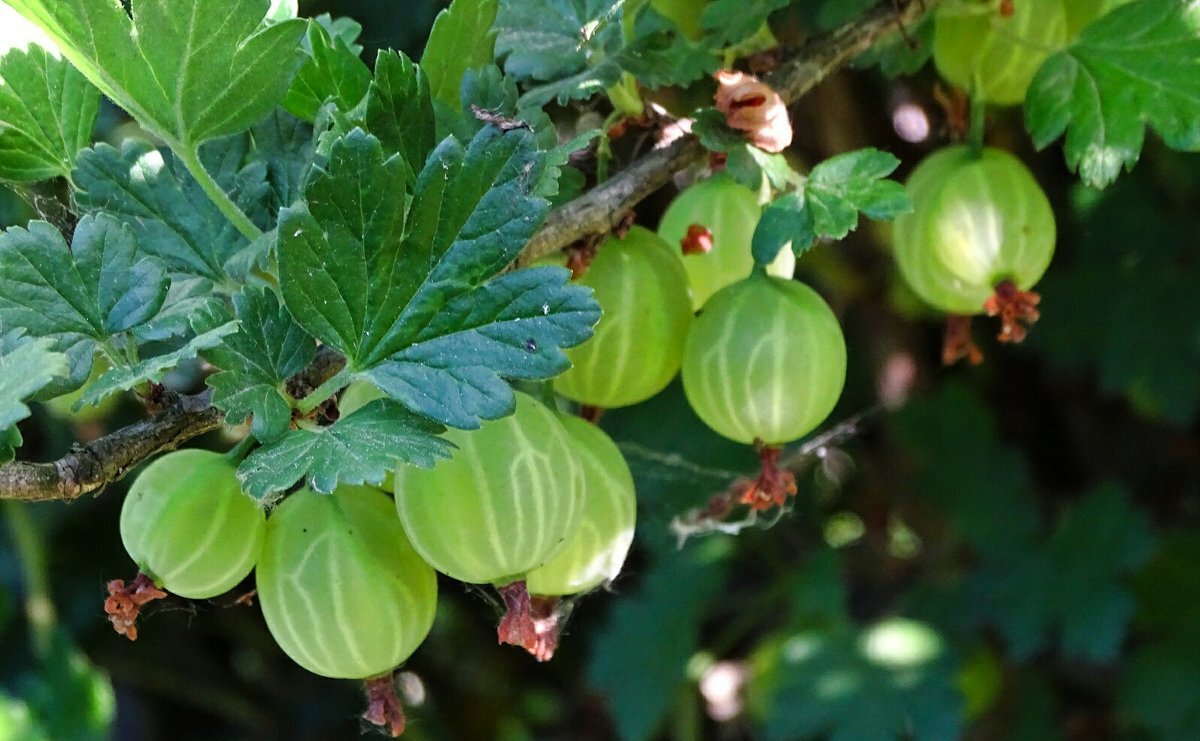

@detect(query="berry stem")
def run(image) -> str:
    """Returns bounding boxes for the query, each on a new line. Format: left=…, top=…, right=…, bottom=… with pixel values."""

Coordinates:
left=967, top=94, right=987, bottom=157
left=362, top=673, right=406, bottom=737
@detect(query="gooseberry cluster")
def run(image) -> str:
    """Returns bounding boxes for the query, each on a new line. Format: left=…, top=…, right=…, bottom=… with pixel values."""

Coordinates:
left=108, top=392, right=636, bottom=734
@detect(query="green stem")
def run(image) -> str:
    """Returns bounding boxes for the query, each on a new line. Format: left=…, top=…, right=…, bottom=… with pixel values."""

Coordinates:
left=224, top=434, right=257, bottom=464
left=968, top=95, right=987, bottom=157
left=295, top=365, right=352, bottom=415
left=177, top=144, right=263, bottom=243
left=4, top=503, right=56, bottom=659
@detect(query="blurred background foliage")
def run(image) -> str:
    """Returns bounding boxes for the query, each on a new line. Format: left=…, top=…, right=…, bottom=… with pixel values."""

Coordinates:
left=2, top=1, right=1200, bottom=739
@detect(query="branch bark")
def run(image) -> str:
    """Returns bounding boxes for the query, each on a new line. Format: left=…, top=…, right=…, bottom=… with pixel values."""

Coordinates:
left=516, top=0, right=933, bottom=266
left=0, top=0, right=934, bottom=502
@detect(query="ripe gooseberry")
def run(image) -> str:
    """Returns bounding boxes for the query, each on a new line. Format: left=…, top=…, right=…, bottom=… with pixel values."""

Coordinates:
left=119, top=448, right=265, bottom=599
left=657, top=171, right=795, bottom=310
left=553, top=226, right=693, bottom=408
left=681, top=271, right=846, bottom=448
left=393, top=392, right=584, bottom=586
left=256, top=484, right=437, bottom=680
left=501, top=414, right=637, bottom=661
left=933, top=0, right=1068, bottom=106
left=892, top=145, right=1054, bottom=342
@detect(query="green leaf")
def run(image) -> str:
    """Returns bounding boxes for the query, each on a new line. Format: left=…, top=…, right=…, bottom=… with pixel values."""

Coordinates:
left=1025, top=0, right=1200, bottom=189
left=968, top=483, right=1154, bottom=662
left=423, top=0, right=499, bottom=122
left=246, top=110, right=316, bottom=214
left=236, top=398, right=454, bottom=500
left=756, top=619, right=963, bottom=741
left=1031, top=172, right=1200, bottom=425
left=4, top=0, right=306, bottom=146
left=360, top=51, right=437, bottom=178
left=751, top=148, right=909, bottom=263
left=364, top=266, right=601, bottom=429
left=0, top=331, right=68, bottom=431
left=0, top=45, right=99, bottom=181
left=73, top=138, right=267, bottom=282
left=496, top=0, right=620, bottom=83
left=0, top=693, right=47, bottom=741
left=279, top=127, right=597, bottom=428
left=853, top=15, right=933, bottom=77
left=587, top=540, right=731, bottom=741
left=700, top=0, right=789, bottom=47
left=0, top=215, right=169, bottom=342
left=76, top=320, right=238, bottom=408
left=202, top=287, right=316, bottom=444
left=19, top=629, right=115, bottom=741
left=132, top=277, right=223, bottom=342
left=891, top=383, right=1039, bottom=557
left=1120, top=635, right=1200, bottom=740
left=283, top=19, right=371, bottom=122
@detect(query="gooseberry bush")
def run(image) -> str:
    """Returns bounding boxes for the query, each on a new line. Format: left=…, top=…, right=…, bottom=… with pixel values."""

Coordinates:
left=0, top=0, right=1198, bottom=738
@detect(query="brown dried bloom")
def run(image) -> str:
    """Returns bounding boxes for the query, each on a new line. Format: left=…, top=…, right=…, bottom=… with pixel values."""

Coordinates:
left=714, top=70, right=792, bottom=153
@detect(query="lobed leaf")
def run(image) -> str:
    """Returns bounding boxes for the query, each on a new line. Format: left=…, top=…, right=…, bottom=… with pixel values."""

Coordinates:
left=0, top=45, right=99, bottom=181
left=283, top=19, right=371, bottom=122
left=202, top=287, right=316, bottom=444
left=1025, top=0, right=1200, bottom=188
left=236, top=399, right=454, bottom=500
left=0, top=330, right=68, bottom=432
left=423, top=0, right=499, bottom=124
left=4, top=0, right=306, bottom=146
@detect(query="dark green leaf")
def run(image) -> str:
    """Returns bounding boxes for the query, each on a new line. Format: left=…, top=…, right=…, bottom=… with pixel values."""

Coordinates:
left=246, top=110, right=316, bottom=214
left=19, top=629, right=114, bottom=741
left=496, top=0, right=620, bottom=82
left=202, top=287, right=316, bottom=443
left=0, top=331, right=68, bottom=430
left=279, top=126, right=596, bottom=428
left=364, top=266, right=601, bottom=429
left=76, top=321, right=238, bottom=408
left=1120, top=635, right=1200, bottom=740
left=1025, top=0, right=1200, bottom=188
left=361, top=51, right=437, bottom=177
left=587, top=540, right=731, bottom=741
left=423, top=0, right=499, bottom=123
left=757, top=619, right=963, bottom=741
left=700, top=0, right=789, bottom=48
left=968, top=483, right=1154, bottom=661
left=0, top=215, right=169, bottom=341
left=751, top=148, right=908, bottom=262
left=4, top=0, right=306, bottom=146
left=891, top=383, right=1039, bottom=557
left=236, top=398, right=454, bottom=500
left=284, top=19, right=371, bottom=122
left=73, top=140, right=267, bottom=282
left=132, top=277, right=223, bottom=342
left=0, top=45, right=99, bottom=181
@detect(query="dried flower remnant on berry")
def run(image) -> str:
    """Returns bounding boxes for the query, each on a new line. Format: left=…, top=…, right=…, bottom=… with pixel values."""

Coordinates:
left=741, top=444, right=798, bottom=511
left=942, top=315, right=984, bottom=366
left=681, top=224, right=714, bottom=255
left=714, top=70, right=793, bottom=153
left=985, top=280, right=1041, bottom=343
left=104, top=573, right=167, bottom=640
left=362, top=674, right=407, bottom=737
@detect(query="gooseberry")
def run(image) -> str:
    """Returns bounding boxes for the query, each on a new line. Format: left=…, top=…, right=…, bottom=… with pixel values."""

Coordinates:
left=553, top=226, right=693, bottom=408
left=256, top=484, right=437, bottom=680
left=657, top=172, right=795, bottom=310
left=933, top=0, right=1068, bottom=106
left=681, top=271, right=846, bottom=447
left=119, top=449, right=265, bottom=600
left=393, top=392, right=584, bottom=586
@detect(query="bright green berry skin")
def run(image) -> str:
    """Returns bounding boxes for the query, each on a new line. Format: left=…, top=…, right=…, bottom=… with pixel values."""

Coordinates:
left=554, top=226, right=693, bottom=408
left=681, top=272, right=847, bottom=446
left=933, top=0, right=1068, bottom=106
left=120, top=449, right=265, bottom=599
left=256, top=485, right=437, bottom=680
left=893, top=146, right=1056, bottom=315
left=657, top=172, right=796, bottom=311
left=394, top=393, right=584, bottom=586
left=526, top=415, right=636, bottom=596
left=1064, top=0, right=1134, bottom=37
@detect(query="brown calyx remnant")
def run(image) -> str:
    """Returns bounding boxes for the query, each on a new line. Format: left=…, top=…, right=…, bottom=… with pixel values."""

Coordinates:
left=985, top=280, right=1041, bottom=343
left=565, top=239, right=599, bottom=280
left=942, top=315, right=984, bottom=366
left=104, top=573, right=167, bottom=640
left=496, top=581, right=563, bottom=662
left=362, top=674, right=406, bottom=737
left=714, top=70, right=793, bottom=153
left=579, top=405, right=604, bottom=424
left=681, top=224, right=714, bottom=255
left=739, top=443, right=798, bottom=511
